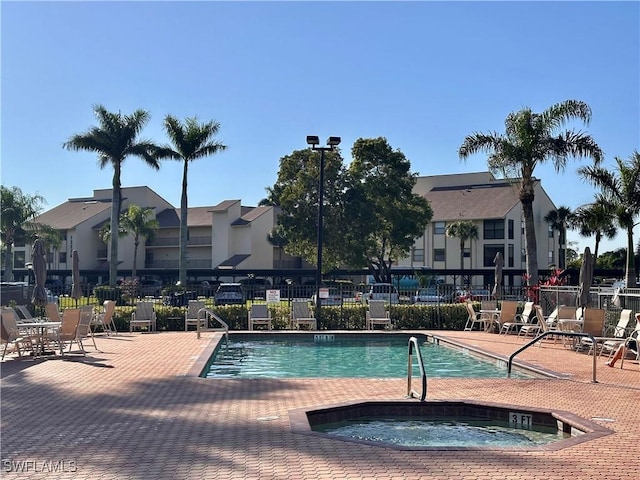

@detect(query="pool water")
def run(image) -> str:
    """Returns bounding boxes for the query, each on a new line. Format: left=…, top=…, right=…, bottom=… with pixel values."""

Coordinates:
left=314, top=417, right=567, bottom=447
left=203, top=335, right=529, bottom=379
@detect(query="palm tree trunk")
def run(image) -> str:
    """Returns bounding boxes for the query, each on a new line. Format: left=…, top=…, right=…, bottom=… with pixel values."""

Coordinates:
left=522, top=199, right=539, bottom=288
left=132, top=236, right=139, bottom=279
left=625, top=224, right=637, bottom=287
left=109, top=164, right=121, bottom=286
left=4, top=241, right=14, bottom=281
left=179, top=161, right=189, bottom=285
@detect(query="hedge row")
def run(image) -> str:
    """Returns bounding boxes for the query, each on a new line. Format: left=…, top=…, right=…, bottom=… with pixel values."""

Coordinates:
left=105, top=303, right=473, bottom=332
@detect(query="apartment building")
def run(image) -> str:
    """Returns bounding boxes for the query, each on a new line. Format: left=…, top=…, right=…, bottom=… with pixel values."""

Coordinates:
left=398, top=172, right=559, bottom=288
left=15, top=172, right=558, bottom=287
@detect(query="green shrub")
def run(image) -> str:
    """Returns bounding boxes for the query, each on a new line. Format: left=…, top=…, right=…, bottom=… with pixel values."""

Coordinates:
left=93, top=286, right=123, bottom=305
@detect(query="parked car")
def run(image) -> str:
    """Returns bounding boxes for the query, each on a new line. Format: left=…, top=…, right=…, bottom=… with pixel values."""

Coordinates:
left=363, top=283, right=399, bottom=304
left=139, top=279, right=163, bottom=297
left=412, top=287, right=446, bottom=303
left=458, top=288, right=491, bottom=302
left=311, top=287, right=343, bottom=306
left=214, top=283, right=245, bottom=305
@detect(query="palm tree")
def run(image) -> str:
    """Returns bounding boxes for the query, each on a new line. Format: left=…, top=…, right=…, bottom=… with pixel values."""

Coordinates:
left=119, top=204, right=159, bottom=279
left=159, top=115, right=227, bottom=285
left=459, top=99, right=603, bottom=286
left=64, top=105, right=161, bottom=286
left=544, top=206, right=573, bottom=269
left=267, top=227, right=288, bottom=269
left=578, top=151, right=640, bottom=287
left=445, top=220, right=479, bottom=273
left=0, top=186, right=47, bottom=281
left=570, top=202, right=617, bottom=261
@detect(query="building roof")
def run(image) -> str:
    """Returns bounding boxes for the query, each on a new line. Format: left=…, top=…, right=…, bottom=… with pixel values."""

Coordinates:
left=34, top=199, right=111, bottom=229
left=231, top=206, right=271, bottom=226
left=424, top=181, right=523, bottom=221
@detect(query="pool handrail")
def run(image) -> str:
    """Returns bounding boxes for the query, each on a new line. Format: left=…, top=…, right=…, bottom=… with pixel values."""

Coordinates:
left=196, top=307, right=229, bottom=342
left=407, top=336, right=427, bottom=401
left=507, top=331, right=597, bottom=383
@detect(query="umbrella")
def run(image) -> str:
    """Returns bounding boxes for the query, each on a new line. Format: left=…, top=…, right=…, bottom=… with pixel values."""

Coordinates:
left=577, top=247, right=594, bottom=309
left=492, top=251, right=504, bottom=301
left=71, top=249, right=82, bottom=305
left=31, top=238, right=48, bottom=307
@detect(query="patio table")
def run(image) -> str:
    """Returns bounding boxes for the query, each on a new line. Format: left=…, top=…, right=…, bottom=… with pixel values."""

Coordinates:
left=480, top=309, right=500, bottom=333
left=18, top=321, right=61, bottom=357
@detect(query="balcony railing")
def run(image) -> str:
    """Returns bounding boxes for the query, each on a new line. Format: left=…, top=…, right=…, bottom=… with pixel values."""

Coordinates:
left=145, top=259, right=212, bottom=269
left=147, top=236, right=212, bottom=247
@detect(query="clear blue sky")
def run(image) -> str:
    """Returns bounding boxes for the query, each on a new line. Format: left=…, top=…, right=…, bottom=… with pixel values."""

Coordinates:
left=2, top=1, right=639, bottom=257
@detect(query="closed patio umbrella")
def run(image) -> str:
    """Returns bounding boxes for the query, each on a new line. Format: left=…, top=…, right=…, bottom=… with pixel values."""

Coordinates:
left=577, top=247, right=594, bottom=309
left=71, top=249, right=82, bottom=305
left=492, top=251, right=504, bottom=301
left=31, top=238, right=48, bottom=308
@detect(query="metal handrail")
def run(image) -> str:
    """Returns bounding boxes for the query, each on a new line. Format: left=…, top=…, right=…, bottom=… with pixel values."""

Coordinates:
left=196, top=308, right=229, bottom=341
left=407, top=336, right=427, bottom=401
left=507, top=331, right=598, bottom=383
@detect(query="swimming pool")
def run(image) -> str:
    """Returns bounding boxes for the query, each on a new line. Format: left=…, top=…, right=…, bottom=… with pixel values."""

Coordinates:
left=201, top=333, right=530, bottom=379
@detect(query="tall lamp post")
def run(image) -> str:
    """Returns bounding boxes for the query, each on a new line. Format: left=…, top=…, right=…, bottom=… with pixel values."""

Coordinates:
left=306, top=135, right=341, bottom=329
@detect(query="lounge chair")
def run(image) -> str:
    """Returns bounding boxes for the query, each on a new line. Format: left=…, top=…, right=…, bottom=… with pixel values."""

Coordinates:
left=1, top=308, right=35, bottom=359
left=130, top=301, right=156, bottom=333
left=463, top=301, right=487, bottom=331
left=290, top=301, right=316, bottom=330
left=248, top=304, right=272, bottom=330
left=589, top=309, right=633, bottom=357
left=15, top=305, right=35, bottom=320
left=518, top=303, right=544, bottom=338
left=185, top=300, right=206, bottom=331
left=92, top=300, right=116, bottom=334
left=601, top=314, right=640, bottom=365
left=366, top=300, right=392, bottom=330
left=500, top=301, right=534, bottom=335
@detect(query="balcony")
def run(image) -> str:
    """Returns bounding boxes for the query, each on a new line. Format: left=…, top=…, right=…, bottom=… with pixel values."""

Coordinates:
left=96, top=249, right=107, bottom=260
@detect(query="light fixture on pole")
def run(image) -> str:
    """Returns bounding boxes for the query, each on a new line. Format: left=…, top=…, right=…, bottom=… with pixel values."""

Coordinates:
left=306, top=135, right=341, bottom=329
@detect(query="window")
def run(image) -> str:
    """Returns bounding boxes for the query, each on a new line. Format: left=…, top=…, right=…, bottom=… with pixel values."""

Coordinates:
left=548, top=250, right=554, bottom=265
left=463, top=247, right=470, bottom=258
left=508, top=219, right=514, bottom=240
left=508, top=244, right=514, bottom=268
left=412, top=248, right=424, bottom=262
left=59, top=252, right=67, bottom=264
left=548, top=224, right=554, bottom=238
left=483, top=219, right=504, bottom=239
left=521, top=221, right=525, bottom=235
left=434, top=222, right=446, bottom=235
left=434, top=248, right=445, bottom=262
left=521, top=248, right=526, bottom=263
left=14, top=251, right=25, bottom=269
left=483, top=245, right=504, bottom=267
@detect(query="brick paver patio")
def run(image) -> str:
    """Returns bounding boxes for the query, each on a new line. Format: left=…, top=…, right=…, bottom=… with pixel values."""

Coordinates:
left=1, top=330, right=638, bottom=479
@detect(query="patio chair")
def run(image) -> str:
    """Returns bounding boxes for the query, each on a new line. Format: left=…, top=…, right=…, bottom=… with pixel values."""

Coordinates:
left=55, top=308, right=82, bottom=355
left=518, top=303, right=544, bottom=338
left=366, top=300, right=392, bottom=330
left=130, top=301, right=156, bottom=333
left=45, top=302, right=62, bottom=323
left=500, top=301, right=534, bottom=335
left=248, top=304, right=272, bottom=330
left=463, top=301, right=487, bottom=331
left=1, top=308, right=35, bottom=359
left=92, top=300, right=117, bottom=335
left=185, top=300, right=206, bottom=331
left=494, top=300, right=518, bottom=334
left=290, top=301, right=316, bottom=330
left=15, top=305, right=35, bottom=320
left=74, top=305, right=98, bottom=352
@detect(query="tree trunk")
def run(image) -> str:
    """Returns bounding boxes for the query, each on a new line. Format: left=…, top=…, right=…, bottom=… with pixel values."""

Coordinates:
left=179, top=160, right=189, bottom=285
left=132, top=236, right=139, bottom=279
left=522, top=198, right=539, bottom=288
left=624, top=223, right=637, bottom=287
left=4, top=241, right=14, bottom=281
left=109, top=164, right=121, bottom=286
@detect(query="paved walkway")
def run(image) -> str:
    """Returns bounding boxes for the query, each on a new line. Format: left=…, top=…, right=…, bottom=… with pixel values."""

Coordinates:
left=1, top=330, right=638, bottom=479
